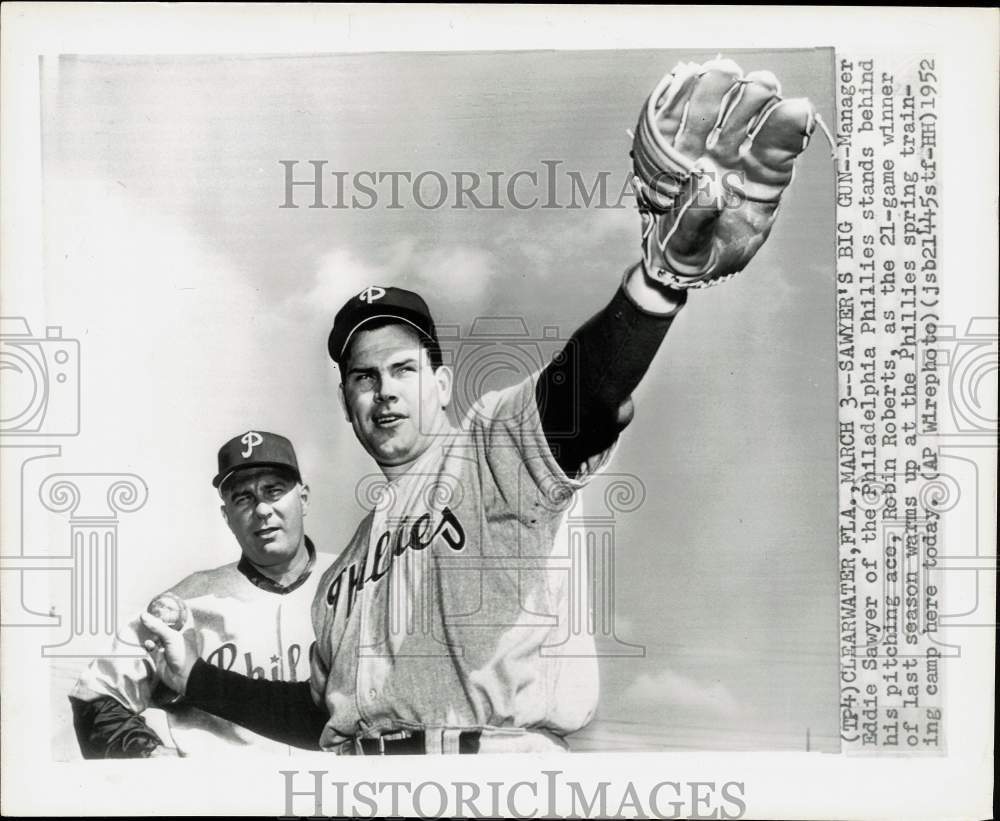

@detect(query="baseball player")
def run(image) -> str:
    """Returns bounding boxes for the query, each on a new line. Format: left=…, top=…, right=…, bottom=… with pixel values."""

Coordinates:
left=142, top=58, right=823, bottom=754
left=69, top=431, right=322, bottom=757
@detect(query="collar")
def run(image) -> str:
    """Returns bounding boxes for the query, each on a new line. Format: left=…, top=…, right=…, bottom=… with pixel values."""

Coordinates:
left=237, top=536, right=316, bottom=595
left=383, top=424, right=458, bottom=487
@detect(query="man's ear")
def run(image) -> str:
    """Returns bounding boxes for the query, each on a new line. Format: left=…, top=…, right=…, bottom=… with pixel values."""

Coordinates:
left=434, top=365, right=453, bottom=410
left=219, top=503, right=231, bottom=529
left=338, top=383, right=354, bottom=423
left=299, top=483, right=310, bottom=516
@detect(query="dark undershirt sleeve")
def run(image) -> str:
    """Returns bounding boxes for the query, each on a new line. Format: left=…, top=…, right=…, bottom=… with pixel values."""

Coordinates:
left=69, top=695, right=164, bottom=759
left=536, top=278, right=685, bottom=475
left=183, top=659, right=327, bottom=750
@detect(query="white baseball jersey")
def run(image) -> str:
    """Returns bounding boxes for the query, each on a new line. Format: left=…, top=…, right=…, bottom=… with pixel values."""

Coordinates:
left=72, top=541, right=321, bottom=756
left=310, top=374, right=611, bottom=750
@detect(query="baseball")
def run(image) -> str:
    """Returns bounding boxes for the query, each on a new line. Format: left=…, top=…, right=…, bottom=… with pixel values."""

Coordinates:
left=146, top=593, right=189, bottom=631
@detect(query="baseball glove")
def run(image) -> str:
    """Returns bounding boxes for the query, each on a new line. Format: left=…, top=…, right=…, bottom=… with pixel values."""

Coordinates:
left=631, top=57, right=831, bottom=289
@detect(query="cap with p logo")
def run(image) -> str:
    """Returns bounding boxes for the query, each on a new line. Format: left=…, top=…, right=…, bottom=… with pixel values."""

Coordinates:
left=327, top=285, right=439, bottom=366
left=212, top=430, right=301, bottom=489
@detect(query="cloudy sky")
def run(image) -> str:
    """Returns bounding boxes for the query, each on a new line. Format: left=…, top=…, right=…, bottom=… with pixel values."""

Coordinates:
left=37, top=48, right=837, bottom=754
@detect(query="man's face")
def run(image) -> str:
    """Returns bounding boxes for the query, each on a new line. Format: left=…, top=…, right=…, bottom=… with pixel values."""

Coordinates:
left=339, top=323, right=452, bottom=470
left=220, top=468, right=309, bottom=570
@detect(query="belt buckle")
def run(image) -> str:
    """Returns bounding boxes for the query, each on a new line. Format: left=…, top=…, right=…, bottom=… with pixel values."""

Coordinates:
left=353, top=729, right=478, bottom=755
left=359, top=729, right=415, bottom=755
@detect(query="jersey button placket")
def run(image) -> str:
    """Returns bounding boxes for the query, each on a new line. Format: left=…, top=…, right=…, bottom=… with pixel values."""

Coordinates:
left=355, top=508, right=383, bottom=728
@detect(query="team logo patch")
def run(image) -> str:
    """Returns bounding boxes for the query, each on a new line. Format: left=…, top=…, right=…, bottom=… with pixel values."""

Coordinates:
left=241, top=431, right=263, bottom=458
left=358, top=285, right=386, bottom=304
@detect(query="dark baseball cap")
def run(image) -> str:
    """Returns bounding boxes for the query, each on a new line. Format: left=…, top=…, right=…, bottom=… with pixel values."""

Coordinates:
left=327, top=285, right=439, bottom=366
left=212, top=430, right=301, bottom=490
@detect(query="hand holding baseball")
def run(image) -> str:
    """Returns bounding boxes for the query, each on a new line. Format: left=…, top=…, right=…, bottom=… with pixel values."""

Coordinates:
left=146, top=592, right=190, bottom=630
left=140, top=594, right=198, bottom=695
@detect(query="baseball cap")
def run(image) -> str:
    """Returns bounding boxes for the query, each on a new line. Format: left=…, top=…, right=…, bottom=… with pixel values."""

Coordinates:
left=327, top=285, right=439, bottom=366
left=212, top=430, right=301, bottom=490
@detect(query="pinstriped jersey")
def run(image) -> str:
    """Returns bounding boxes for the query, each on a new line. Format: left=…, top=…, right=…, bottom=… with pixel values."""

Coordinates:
left=72, top=544, right=321, bottom=756
left=310, top=374, right=610, bottom=749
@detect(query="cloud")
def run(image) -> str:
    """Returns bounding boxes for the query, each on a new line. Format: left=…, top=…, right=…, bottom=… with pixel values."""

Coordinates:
left=35, top=178, right=281, bottom=608
left=623, top=667, right=739, bottom=718
left=489, top=203, right=639, bottom=287
left=417, top=245, right=493, bottom=303
left=300, top=237, right=493, bottom=318
left=302, top=246, right=390, bottom=314
left=297, top=200, right=637, bottom=321
left=43, top=178, right=271, bottom=426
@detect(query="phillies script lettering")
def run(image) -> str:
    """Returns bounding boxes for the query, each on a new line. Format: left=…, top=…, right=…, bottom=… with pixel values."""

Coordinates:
left=206, top=642, right=304, bottom=681
left=325, top=505, right=466, bottom=618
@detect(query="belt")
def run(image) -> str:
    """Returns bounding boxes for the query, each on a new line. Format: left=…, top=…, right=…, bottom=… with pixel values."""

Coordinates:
left=351, top=729, right=481, bottom=755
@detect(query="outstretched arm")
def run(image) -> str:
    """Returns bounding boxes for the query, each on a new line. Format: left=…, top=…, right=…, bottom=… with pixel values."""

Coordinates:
left=536, top=263, right=686, bottom=474
left=538, top=57, right=820, bottom=473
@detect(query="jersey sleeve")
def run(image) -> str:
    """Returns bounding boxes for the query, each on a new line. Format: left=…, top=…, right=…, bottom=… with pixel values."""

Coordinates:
left=183, top=659, right=327, bottom=750
left=534, top=277, right=682, bottom=475
left=69, top=616, right=160, bottom=713
left=68, top=614, right=174, bottom=758
left=470, top=372, right=616, bottom=525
